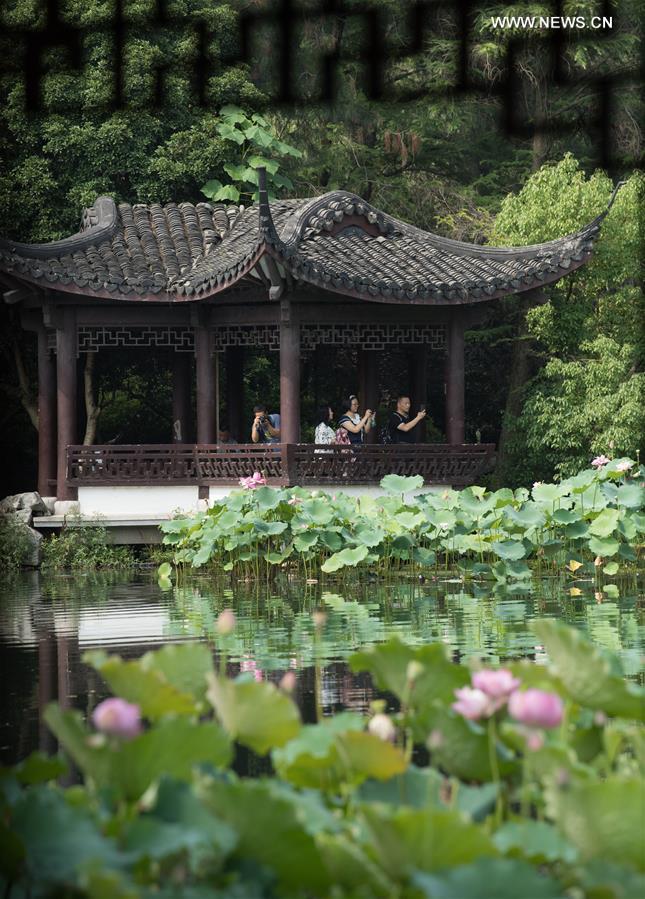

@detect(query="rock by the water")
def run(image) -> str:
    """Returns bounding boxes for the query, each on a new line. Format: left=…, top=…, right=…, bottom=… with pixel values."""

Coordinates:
left=23, top=526, right=43, bottom=568
left=3, top=509, right=33, bottom=527
left=0, top=492, right=49, bottom=516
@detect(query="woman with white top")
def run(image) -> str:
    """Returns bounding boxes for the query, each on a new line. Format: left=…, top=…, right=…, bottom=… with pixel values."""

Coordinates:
left=314, top=404, right=336, bottom=445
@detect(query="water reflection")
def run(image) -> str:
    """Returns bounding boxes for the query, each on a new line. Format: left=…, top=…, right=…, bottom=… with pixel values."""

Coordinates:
left=0, top=571, right=642, bottom=764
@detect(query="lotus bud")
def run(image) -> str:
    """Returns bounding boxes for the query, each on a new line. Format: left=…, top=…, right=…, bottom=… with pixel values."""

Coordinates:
left=595, top=592, right=603, bottom=603
left=594, top=556, right=603, bottom=567
left=216, top=608, right=236, bottom=635
left=427, top=729, right=444, bottom=750
left=406, top=660, right=425, bottom=683
left=472, top=669, right=521, bottom=701
left=92, top=698, right=142, bottom=740
left=312, top=610, right=327, bottom=630
left=279, top=670, right=297, bottom=692
left=368, top=713, right=396, bottom=742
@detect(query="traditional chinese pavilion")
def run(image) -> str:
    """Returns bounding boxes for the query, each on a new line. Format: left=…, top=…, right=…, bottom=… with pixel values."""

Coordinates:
left=0, top=172, right=611, bottom=516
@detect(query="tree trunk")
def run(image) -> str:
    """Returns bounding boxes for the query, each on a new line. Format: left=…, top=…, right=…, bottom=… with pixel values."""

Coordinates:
left=12, top=336, right=38, bottom=430
left=531, top=71, right=550, bottom=171
left=83, top=353, right=100, bottom=445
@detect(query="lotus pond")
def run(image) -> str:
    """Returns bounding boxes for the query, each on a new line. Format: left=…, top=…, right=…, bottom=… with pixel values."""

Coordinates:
left=0, top=461, right=643, bottom=898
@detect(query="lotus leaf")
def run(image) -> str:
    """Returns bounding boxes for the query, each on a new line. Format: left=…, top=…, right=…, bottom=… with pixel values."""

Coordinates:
left=545, top=778, right=645, bottom=870
left=206, top=674, right=301, bottom=754
left=531, top=620, right=645, bottom=720
left=412, top=858, right=565, bottom=899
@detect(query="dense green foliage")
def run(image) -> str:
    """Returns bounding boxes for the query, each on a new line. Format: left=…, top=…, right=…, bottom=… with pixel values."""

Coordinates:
left=0, top=519, right=32, bottom=572
left=41, top=524, right=135, bottom=570
left=162, top=461, right=644, bottom=581
left=2, top=618, right=643, bottom=897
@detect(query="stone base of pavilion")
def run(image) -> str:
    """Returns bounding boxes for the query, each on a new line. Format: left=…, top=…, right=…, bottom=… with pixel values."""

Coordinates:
left=35, top=442, right=495, bottom=533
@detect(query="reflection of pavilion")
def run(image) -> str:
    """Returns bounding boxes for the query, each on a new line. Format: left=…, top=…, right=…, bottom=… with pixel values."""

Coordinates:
left=1, top=172, right=611, bottom=514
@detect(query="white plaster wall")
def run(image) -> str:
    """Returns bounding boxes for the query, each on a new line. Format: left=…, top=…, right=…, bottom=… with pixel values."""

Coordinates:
left=78, top=486, right=200, bottom=517
left=205, top=484, right=443, bottom=503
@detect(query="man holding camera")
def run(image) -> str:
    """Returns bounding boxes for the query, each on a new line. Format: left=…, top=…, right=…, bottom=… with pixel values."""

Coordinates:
left=250, top=404, right=281, bottom=444
left=387, top=395, right=427, bottom=444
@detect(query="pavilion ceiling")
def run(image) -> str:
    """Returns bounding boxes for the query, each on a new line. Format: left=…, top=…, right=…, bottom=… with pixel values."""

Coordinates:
left=0, top=187, right=609, bottom=305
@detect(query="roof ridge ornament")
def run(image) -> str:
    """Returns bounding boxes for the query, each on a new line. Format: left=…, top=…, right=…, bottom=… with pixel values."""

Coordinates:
left=0, top=197, right=119, bottom=259
left=257, top=167, right=285, bottom=252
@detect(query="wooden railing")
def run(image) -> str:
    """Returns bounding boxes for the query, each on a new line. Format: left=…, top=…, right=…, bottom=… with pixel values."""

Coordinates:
left=67, top=443, right=495, bottom=488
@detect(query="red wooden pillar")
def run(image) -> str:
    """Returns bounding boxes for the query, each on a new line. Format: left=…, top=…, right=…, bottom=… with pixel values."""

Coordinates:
left=445, top=313, right=465, bottom=444
left=226, top=346, right=245, bottom=442
left=37, top=325, right=57, bottom=496
left=358, top=349, right=378, bottom=443
left=279, top=300, right=300, bottom=444
left=56, top=307, right=77, bottom=500
left=195, top=317, right=215, bottom=444
left=409, top=345, right=428, bottom=443
left=172, top=353, right=192, bottom=443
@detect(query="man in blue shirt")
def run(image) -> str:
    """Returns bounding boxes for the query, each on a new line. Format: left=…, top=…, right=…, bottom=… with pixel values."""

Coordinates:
left=250, top=405, right=281, bottom=443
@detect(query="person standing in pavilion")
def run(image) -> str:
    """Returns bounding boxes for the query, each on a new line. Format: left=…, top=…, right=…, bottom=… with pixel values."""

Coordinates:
left=337, top=395, right=373, bottom=444
left=387, top=395, right=427, bottom=443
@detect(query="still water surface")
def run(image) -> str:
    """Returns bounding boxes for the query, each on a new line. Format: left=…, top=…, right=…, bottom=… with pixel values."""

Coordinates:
left=1, top=570, right=642, bottom=764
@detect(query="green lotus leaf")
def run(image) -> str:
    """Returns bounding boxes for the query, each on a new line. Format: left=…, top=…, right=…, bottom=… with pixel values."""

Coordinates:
left=412, top=858, right=565, bottom=899
left=531, top=619, right=645, bottom=719
left=493, top=819, right=578, bottom=864
left=206, top=674, right=301, bottom=755
left=380, top=474, right=424, bottom=494
left=545, top=777, right=645, bottom=870
left=321, top=544, right=368, bottom=572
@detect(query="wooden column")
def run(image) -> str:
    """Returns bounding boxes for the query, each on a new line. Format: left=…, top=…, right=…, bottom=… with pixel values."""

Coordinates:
left=358, top=349, right=378, bottom=444
left=172, top=353, right=192, bottom=443
left=37, top=325, right=57, bottom=496
left=226, top=346, right=245, bottom=442
left=56, top=307, right=77, bottom=500
left=279, top=300, right=300, bottom=444
left=409, top=345, right=427, bottom=443
left=445, top=313, right=465, bottom=444
left=195, top=318, right=215, bottom=444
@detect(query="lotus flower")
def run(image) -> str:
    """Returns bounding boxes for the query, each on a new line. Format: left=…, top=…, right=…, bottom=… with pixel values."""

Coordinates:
left=239, top=471, right=267, bottom=489
left=452, top=686, right=496, bottom=720
left=368, top=713, right=396, bottom=742
left=472, top=669, right=521, bottom=702
left=616, top=460, right=633, bottom=472
left=92, top=698, right=141, bottom=740
left=508, top=689, right=564, bottom=729
left=216, top=608, right=236, bottom=635
left=279, top=671, right=297, bottom=692
left=591, top=455, right=610, bottom=468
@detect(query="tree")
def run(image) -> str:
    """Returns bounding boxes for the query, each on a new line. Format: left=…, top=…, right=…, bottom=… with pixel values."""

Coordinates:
left=490, top=155, right=643, bottom=482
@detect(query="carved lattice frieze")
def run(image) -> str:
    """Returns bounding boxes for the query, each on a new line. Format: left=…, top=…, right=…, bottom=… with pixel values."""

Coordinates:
left=301, top=323, right=446, bottom=351
left=212, top=325, right=280, bottom=352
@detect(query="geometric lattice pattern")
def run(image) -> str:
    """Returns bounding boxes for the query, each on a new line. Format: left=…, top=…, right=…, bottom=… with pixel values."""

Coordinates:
left=301, top=323, right=446, bottom=351
left=48, top=322, right=447, bottom=354
left=212, top=325, right=280, bottom=352
left=77, top=327, right=195, bottom=353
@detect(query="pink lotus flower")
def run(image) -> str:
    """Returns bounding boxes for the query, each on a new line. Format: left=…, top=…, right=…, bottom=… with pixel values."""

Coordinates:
left=279, top=670, right=297, bottom=692
left=616, top=460, right=633, bottom=472
left=287, top=496, right=301, bottom=506
left=92, top=698, right=141, bottom=740
left=591, top=455, right=611, bottom=468
left=216, top=608, right=236, bottom=635
left=452, top=687, right=496, bottom=720
left=508, top=689, right=564, bottom=729
left=240, top=657, right=264, bottom=681
left=239, top=471, right=267, bottom=489
left=472, top=669, right=521, bottom=701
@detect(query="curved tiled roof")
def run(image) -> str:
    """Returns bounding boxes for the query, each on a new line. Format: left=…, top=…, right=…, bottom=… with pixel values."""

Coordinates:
left=0, top=183, right=615, bottom=304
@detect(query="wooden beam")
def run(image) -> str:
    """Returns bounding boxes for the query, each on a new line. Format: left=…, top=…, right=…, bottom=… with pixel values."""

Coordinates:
left=37, top=324, right=57, bottom=496
left=195, top=315, right=215, bottom=443
left=225, top=346, right=245, bottom=442
left=409, top=345, right=428, bottom=443
left=172, top=353, right=192, bottom=443
left=279, top=300, right=300, bottom=444
left=445, top=312, right=465, bottom=444
left=56, top=307, right=77, bottom=500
